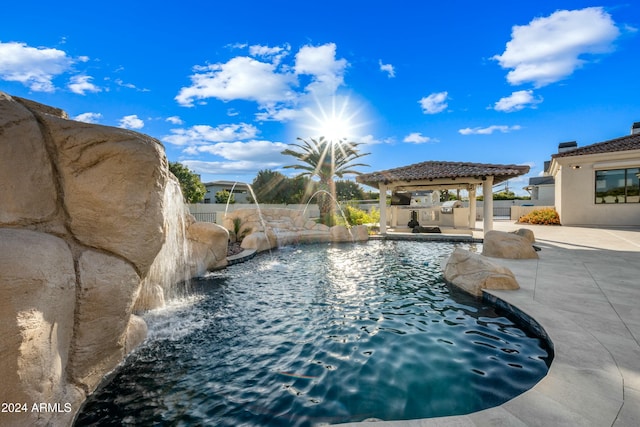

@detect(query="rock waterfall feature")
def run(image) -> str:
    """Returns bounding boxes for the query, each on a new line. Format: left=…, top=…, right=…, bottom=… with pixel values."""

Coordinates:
left=0, top=92, right=228, bottom=426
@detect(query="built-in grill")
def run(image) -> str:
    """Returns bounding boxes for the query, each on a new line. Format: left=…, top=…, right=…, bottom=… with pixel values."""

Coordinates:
left=440, top=200, right=462, bottom=214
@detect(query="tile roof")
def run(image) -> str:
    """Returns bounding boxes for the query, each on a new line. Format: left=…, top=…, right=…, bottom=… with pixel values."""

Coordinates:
left=552, top=133, right=640, bottom=158
left=356, top=161, right=530, bottom=188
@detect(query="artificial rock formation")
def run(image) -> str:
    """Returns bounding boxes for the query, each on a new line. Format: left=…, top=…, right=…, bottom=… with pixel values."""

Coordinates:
left=223, top=207, right=369, bottom=250
left=444, top=248, right=520, bottom=296
left=0, top=92, right=228, bottom=426
left=482, top=229, right=539, bottom=259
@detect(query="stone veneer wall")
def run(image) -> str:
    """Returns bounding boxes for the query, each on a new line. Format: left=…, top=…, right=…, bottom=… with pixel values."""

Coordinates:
left=222, top=207, right=369, bottom=252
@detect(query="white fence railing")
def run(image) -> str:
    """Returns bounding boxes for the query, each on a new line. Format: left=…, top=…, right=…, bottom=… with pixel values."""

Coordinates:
left=191, top=212, right=218, bottom=223
left=189, top=202, right=555, bottom=225
left=188, top=203, right=320, bottom=224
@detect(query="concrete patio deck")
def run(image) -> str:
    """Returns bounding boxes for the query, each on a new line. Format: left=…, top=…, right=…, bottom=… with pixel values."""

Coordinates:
left=341, top=222, right=640, bottom=427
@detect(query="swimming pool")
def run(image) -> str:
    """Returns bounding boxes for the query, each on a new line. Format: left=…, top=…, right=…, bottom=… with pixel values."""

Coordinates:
left=74, top=240, right=551, bottom=426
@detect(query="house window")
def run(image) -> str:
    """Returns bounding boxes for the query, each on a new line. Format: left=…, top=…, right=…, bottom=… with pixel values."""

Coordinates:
left=595, top=168, right=640, bottom=203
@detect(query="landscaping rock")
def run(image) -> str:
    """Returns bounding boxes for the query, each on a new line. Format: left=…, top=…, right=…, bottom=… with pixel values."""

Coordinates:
left=512, top=228, right=535, bottom=243
left=188, top=220, right=230, bottom=272
left=482, top=229, right=538, bottom=259
left=352, top=225, right=370, bottom=241
left=227, top=207, right=370, bottom=250
left=330, top=225, right=352, bottom=242
left=241, top=230, right=277, bottom=252
left=444, top=248, right=520, bottom=296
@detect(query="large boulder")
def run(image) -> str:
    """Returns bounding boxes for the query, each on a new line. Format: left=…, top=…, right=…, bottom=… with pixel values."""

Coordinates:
left=69, top=250, right=141, bottom=391
left=0, top=229, right=80, bottom=426
left=241, top=229, right=277, bottom=252
left=187, top=220, right=230, bottom=272
left=352, top=225, right=369, bottom=241
left=0, top=92, right=58, bottom=225
left=43, top=114, right=168, bottom=276
left=330, top=225, right=353, bottom=242
left=482, top=229, right=538, bottom=259
left=444, top=248, right=520, bottom=296
left=512, top=228, right=535, bottom=243
left=0, top=92, right=229, bottom=426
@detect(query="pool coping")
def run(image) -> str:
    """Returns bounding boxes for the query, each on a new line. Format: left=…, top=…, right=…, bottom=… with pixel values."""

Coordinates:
left=337, top=223, right=640, bottom=426
left=226, top=248, right=257, bottom=265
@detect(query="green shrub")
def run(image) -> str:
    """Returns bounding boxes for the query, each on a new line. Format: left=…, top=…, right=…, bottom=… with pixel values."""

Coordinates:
left=518, top=208, right=561, bottom=225
left=230, top=216, right=251, bottom=242
left=343, top=205, right=380, bottom=226
left=215, top=189, right=235, bottom=204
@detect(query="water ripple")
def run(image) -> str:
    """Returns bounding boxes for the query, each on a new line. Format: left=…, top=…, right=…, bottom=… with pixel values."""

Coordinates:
left=75, top=241, right=550, bottom=427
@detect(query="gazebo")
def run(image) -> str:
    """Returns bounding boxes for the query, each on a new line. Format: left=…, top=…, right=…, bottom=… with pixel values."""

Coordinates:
left=356, top=160, right=530, bottom=234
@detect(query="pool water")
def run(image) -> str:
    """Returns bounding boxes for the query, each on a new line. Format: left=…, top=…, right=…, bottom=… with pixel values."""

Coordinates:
left=75, top=240, right=551, bottom=426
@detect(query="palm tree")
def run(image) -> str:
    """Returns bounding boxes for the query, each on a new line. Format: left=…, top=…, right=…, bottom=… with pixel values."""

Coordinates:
left=281, top=136, right=370, bottom=224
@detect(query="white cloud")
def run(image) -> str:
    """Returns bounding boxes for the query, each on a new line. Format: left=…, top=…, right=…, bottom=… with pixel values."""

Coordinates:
left=419, top=91, right=449, bottom=114
left=175, top=56, right=297, bottom=107
left=493, top=7, right=620, bottom=87
left=0, top=41, right=73, bottom=92
left=458, top=125, right=522, bottom=135
left=403, top=132, right=436, bottom=144
left=194, top=140, right=288, bottom=162
left=114, top=78, right=149, bottom=92
left=175, top=42, right=349, bottom=127
left=166, top=116, right=184, bottom=125
left=118, top=114, right=144, bottom=129
left=294, top=43, right=348, bottom=96
left=163, top=123, right=259, bottom=146
left=358, top=134, right=386, bottom=145
left=182, top=159, right=281, bottom=175
left=255, top=107, right=302, bottom=122
left=73, top=112, right=102, bottom=124
left=493, top=90, right=543, bottom=112
left=68, top=75, right=101, bottom=95
left=249, top=43, right=290, bottom=65
left=379, top=60, right=395, bottom=78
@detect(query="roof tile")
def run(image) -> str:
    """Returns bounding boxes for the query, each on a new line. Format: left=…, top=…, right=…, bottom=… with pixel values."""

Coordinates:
left=356, top=161, right=530, bottom=188
left=552, top=133, right=640, bottom=158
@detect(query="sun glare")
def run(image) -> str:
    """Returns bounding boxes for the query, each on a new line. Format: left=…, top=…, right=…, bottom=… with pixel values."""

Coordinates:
left=322, top=116, right=352, bottom=142
left=301, top=95, right=366, bottom=142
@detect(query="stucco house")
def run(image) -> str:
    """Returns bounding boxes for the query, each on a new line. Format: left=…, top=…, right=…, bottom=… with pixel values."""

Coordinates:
left=548, top=122, right=640, bottom=226
left=203, top=181, right=251, bottom=204
left=524, top=175, right=555, bottom=205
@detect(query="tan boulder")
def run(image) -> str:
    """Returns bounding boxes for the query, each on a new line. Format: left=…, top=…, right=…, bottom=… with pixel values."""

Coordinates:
left=352, top=224, right=370, bottom=241
left=444, top=248, right=520, bottom=296
left=0, top=229, right=77, bottom=426
left=241, top=230, right=277, bottom=252
left=482, top=229, right=538, bottom=259
left=512, top=228, right=535, bottom=243
left=187, top=220, right=229, bottom=272
left=0, top=93, right=58, bottom=225
left=69, top=250, right=141, bottom=390
left=330, top=225, right=353, bottom=242
left=41, top=113, right=169, bottom=276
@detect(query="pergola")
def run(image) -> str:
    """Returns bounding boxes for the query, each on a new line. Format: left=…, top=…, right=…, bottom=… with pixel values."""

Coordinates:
left=356, top=160, right=530, bottom=234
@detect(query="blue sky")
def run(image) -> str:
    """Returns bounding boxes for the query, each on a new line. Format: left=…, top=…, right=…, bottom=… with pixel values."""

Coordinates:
left=2, top=1, right=639, bottom=195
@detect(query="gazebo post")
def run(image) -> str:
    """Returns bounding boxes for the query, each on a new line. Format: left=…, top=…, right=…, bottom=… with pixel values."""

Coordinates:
left=468, top=184, right=477, bottom=230
left=483, top=176, right=494, bottom=232
left=378, top=183, right=387, bottom=235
